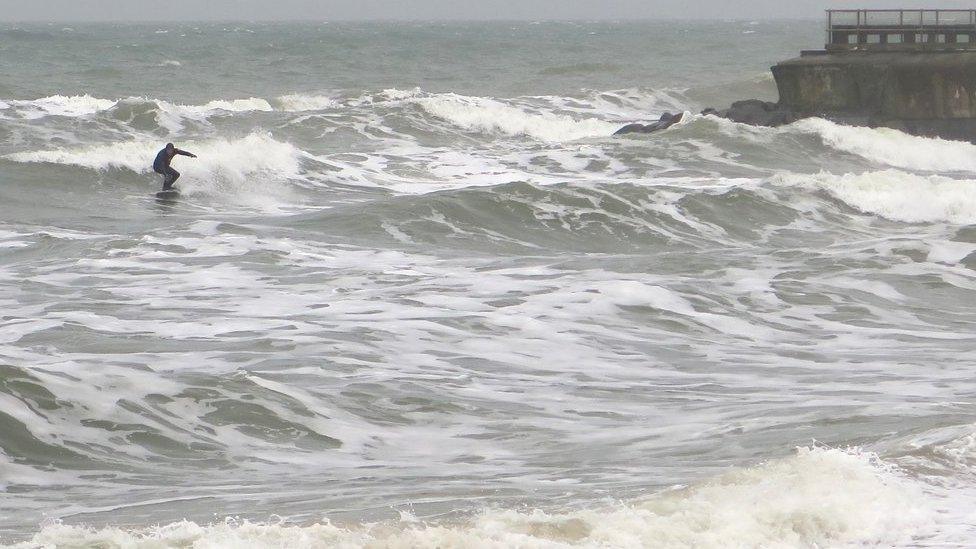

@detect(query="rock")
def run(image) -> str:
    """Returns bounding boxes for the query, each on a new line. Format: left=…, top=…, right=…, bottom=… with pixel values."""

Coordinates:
left=615, top=103, right=800, bottom=136
left=705, top=100, right=798, bottom=127
left=614, top=111, right=684, bottom=135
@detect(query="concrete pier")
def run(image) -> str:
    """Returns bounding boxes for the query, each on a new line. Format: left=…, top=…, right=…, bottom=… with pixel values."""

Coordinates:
left=714, top=9, right=976, bottom=142
left=773, top=51, right=976, bottom=140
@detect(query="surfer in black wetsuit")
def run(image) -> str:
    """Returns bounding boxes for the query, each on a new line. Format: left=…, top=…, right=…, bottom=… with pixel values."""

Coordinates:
left=153, top=143, right=196, bottom=191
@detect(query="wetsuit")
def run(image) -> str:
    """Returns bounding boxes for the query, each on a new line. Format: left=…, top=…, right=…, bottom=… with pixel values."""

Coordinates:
left=153, top=147, right=195, bottom=190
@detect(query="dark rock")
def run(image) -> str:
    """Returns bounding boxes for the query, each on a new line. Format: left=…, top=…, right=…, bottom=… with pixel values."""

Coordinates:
left=704, top=100, right=798, bottom=127
left=614, top=111, right=684, bottom=135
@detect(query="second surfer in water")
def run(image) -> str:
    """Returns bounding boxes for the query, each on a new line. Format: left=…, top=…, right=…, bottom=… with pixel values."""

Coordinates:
left=153, top=143, right=197, bottom=191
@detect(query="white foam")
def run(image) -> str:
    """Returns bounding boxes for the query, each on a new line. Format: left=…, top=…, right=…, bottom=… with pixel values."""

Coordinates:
left=793, top=118, right=976, bottom=172
left=776, top=170, right=976, bottom=224
left=149, top=97, right=273, bottom=133
left=7, top=140, right=158, bottom=172
left=581, top=87, right=691, bottom=118
left=593, top=280, right=775, bottom=340
left=275, top=94, right=339, bottom=112
left=630, top=446, right=928, bottom=547
left=186, top=98, right=274, bottom=115
left=415, top=93, right=618, bottom=142
left=9, top=94, right=115, bottom=118
left=5, top=133, right=306, bottom=202
left=7, top=447, right=929, bottom=548
left=127, top=98, right=190, bottom=134
left=158, top=59, right=182, bottom=67
left=380, top=87, right=423, bottom=101
left=935, top=429, right=976, bottom=466
left=2, top=95, right=275, bottom=129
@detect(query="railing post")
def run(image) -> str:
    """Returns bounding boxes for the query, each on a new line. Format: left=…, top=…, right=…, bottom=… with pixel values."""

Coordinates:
left=900, top=9, right=906, bottom=45
left=822, top=9, right=976, bottom=51
left=826, top=10, right=830, bottom=46
left=920, top=9, right=924, bottom=43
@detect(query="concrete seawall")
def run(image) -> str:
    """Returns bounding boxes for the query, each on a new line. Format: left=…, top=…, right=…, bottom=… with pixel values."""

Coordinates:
left=772, top=52, right=976, bottom=141
left=616, top=10, right=976, bottom=142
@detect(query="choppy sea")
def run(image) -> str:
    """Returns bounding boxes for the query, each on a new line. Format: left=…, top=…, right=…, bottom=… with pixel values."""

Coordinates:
left=2, top=20, right=976, bottom=548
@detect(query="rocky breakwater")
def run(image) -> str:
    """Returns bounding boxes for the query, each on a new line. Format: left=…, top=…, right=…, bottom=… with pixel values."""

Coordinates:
left=618, top=52, right=976, bottom=142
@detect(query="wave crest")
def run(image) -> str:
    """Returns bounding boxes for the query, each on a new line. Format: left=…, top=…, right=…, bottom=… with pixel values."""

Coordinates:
left=5, top=133, right=306, bottom=198
left=6, top=94, right=116, bottom=119
left=792, top=118, right=976, bottom=172
left=9, top=448, right=928, bottom=549
left=0, top=95, right=273, bottom=130
left=274, top=94, right=340, bottom=112
left=415, top=94, right=618, bottom=142
left=776, top=170, right=976, bottom=224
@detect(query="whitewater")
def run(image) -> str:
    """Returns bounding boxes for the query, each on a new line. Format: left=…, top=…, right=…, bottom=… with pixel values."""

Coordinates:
left=1, top=20, right=976, bottom=548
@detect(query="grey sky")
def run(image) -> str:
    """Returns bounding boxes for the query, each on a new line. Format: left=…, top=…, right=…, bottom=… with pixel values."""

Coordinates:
left=3, top=0, right=976, bottom=22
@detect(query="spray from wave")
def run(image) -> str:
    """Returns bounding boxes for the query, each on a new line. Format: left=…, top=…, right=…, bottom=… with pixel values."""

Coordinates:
left=5, top=133, right=307, bottom=201
left=4, top=447, right=930, bottom=549
left=791, top=118, right=976, bottom=172
left=274, top=94, right=340, bottom=112
left=414, top=93, right=618, bottom=142
left=4, top=94, right=116, bottom=119
left=0, top=88, right=642, bottom=141
left=0, top=95, right=274, bottom=132
left=775, top=169, right=976, bottom=224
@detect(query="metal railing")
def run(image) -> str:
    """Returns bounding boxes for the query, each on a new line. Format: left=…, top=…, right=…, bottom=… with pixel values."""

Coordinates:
left=826, top=9, right=976, bottom=51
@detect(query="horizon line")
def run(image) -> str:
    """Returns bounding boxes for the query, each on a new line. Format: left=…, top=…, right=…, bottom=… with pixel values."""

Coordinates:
left=1, top=16, right=823, bottom=24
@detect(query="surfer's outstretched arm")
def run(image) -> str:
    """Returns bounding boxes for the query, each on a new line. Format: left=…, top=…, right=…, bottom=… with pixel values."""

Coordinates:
left=175, top=149, right=197, bottom=158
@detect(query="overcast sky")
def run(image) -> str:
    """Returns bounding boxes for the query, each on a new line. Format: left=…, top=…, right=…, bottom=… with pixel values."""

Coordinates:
left=3, top=0, right=976, bottom=22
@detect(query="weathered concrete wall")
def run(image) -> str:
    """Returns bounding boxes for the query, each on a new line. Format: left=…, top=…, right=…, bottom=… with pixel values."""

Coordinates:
left=772, top=52, right=976, bottom=140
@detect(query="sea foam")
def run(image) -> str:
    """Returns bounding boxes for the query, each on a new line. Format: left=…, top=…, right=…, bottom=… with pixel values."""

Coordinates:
left=275, top=94, right=340, bottom=112
left=1, top=95, right=273, bottom=129
left=415, top=93, right=618, bottom=143
left=8, top=94, right=116, bottom=119
left=189, top=98, right=274, bottom=114
left=6, top=447, right=930, bottom=549
left=793, top=118, right=976, bottom=172
left=777, top=170, right=976, bottom=224
left=5, top=133, right=306, bottom=199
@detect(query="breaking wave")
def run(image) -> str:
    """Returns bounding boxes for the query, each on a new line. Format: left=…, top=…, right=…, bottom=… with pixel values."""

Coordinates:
left=3, top=94, right=116, bottom=119
left=9, top=21, right=976, bottom=549
left=792, top=118, right=976, bottom=172
left=186, top=98, right=274, bottom=114
left=274, top=94, right=340, bottom=112
left=414, top=93, right=618, bottom=142
left=0, top=95, right=273, bottom=132
left=4, top=133, right=307, bottom=199
left=776, top=170, right=976, bottom=224
left=0, top=88, right=646, bottom=140
left=5, top=448, right=929, bottom=549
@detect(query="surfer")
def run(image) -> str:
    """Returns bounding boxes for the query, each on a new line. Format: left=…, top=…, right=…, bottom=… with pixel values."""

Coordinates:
left=153, top=143, right=196, bottom=191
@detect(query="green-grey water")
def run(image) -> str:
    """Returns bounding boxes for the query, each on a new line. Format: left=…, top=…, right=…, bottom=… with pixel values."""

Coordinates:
left=1, top=20, right=976, bottom=548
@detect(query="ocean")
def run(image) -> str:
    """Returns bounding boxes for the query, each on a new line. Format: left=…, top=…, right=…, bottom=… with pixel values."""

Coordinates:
left=1, top=19, right=976, bottom=548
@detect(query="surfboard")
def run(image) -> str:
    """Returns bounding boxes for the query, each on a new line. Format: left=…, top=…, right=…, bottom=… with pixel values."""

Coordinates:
left=155, top=190, right=180, bottom=201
